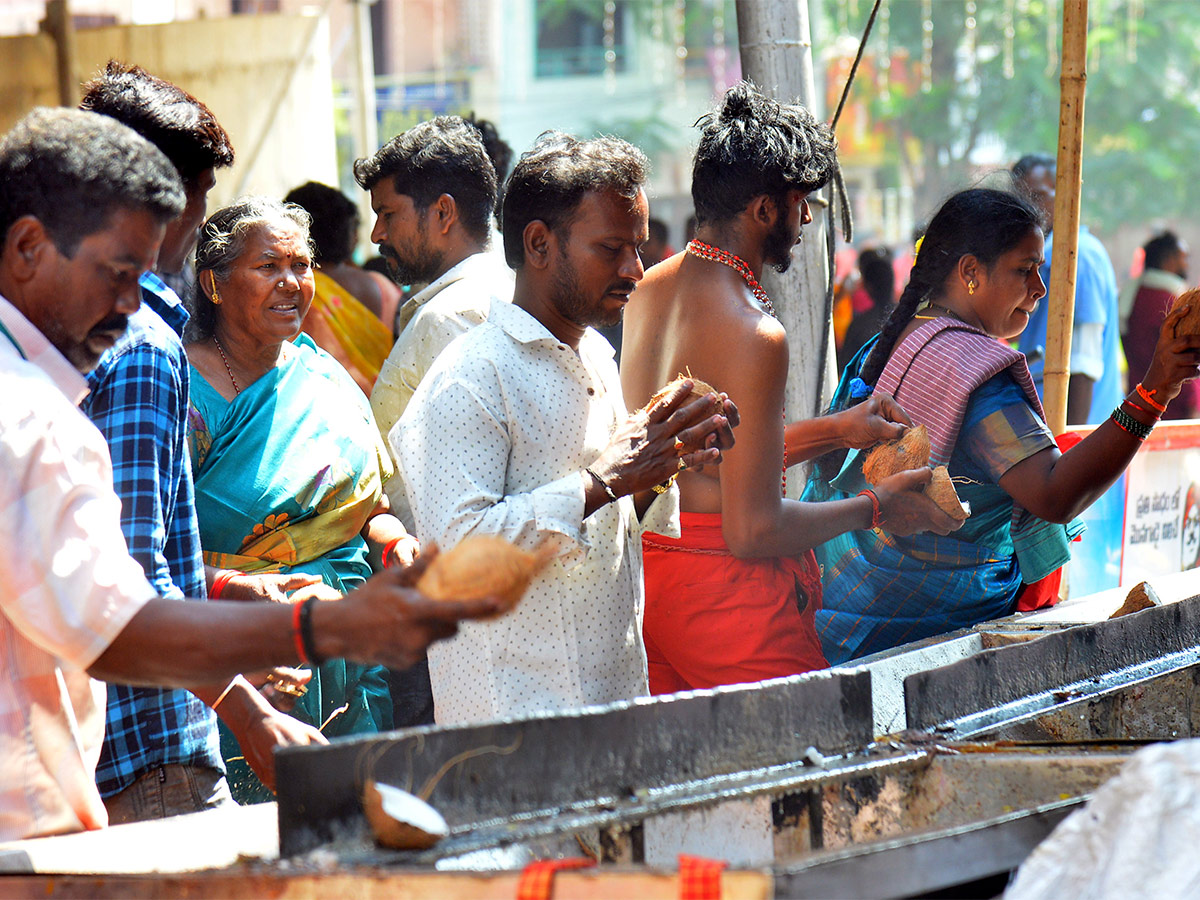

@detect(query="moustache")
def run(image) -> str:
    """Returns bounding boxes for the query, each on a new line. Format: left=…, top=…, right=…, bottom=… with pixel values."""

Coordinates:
left=378, top=244, right=399, bottom=262
left=607, top=280, right=637, bottom=295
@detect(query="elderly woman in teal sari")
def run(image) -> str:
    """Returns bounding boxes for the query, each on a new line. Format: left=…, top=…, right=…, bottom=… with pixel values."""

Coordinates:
left=807, top=188, right=1200, bottom=664
left=185, top=197, right=418, bottom=801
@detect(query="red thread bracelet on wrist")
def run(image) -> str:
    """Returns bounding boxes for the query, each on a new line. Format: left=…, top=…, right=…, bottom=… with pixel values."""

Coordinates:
left=1134, top=383, right=1167, bottom=414
left=291, top=598, right=308, bottom=664
left=210, top=569, right=238, bottom=599
left=857, top=488, right=883, bottom=529
left=381, top=536, right=405, bottom=569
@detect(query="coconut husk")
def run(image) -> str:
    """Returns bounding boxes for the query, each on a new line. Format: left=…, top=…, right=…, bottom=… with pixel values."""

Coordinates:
left=1169, top=286, right=1200, bottom=338
left=862, top=425, right=932, bottom=484
left=362, top=781, right=449, bottom=850
left=925, top=465, right=971, bottom=520
left=1109, top=580, right=1162, bottom=619
left=415, top=535, right=556, bottom=617
left=645, top=371, right=721, bottom=412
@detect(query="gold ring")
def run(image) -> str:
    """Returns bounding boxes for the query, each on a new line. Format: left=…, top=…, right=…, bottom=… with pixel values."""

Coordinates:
left=677, top=458, right=687, bottom=471
left=673, top=437, right=685, bottom=453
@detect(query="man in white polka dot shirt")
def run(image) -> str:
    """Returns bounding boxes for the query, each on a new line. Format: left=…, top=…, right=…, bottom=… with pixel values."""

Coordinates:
left=395, top=132, right=736, bottom=724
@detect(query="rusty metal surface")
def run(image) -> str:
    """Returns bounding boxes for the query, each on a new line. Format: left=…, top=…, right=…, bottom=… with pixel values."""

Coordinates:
left=772, top=797, right=1081, bottom=900
left=905, top=593, right=1200, bottom=734
left=970, top=666, right=1200, bottom=743
left=276, top=669, right=873, bottom=856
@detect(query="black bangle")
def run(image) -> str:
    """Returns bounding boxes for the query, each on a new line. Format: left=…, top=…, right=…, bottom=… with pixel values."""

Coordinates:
left=585, top=466, right=619, bottom=504
left=299, top=595, right=325, bottom=666
left=1111, top=406, right=1154, bottom=441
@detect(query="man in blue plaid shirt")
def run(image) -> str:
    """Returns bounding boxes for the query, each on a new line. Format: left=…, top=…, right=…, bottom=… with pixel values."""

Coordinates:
left=80, top=63, right=326, bottom=822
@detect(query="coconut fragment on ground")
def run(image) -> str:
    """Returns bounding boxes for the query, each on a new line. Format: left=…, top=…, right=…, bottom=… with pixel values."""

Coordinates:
left=1110, top=580, right=1162, bottom=619
left=362, top=780, right=449, bottom=850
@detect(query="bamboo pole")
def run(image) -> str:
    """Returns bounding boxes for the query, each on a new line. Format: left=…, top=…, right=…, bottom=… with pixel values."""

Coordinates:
left=1043, top=0, right=1089, bottom=436
left=43, top=0, right=77, bottom=107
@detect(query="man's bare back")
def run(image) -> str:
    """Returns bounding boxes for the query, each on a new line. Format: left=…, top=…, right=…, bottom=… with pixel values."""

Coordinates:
left=622, top=251, right=788, bottom=518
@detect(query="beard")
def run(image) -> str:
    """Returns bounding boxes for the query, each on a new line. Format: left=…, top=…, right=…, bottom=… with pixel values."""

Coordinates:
left=763, top=212, right=796, bottom=274
left=379, top=234, right=444, bottom=287
left=551, top=253, right=632, bottom=330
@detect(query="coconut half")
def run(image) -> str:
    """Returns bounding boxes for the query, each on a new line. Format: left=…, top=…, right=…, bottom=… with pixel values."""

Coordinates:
left=862, top=425, right=932, bottom=484
left=1169, top=286, right=1200, bottom=338
left=645, top=372, right=721, bottom=412
left=925, top=465, right=971, bottom=520
left=415, top=535, right=555, bottom=617
left=362, top=780, right=449, bottom=850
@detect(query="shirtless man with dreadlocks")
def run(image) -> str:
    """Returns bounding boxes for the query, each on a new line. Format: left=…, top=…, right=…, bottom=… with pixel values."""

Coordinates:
left=620, top=82, right=960, bottom=694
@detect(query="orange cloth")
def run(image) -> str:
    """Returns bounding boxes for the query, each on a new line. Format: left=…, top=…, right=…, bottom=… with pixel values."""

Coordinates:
left=517, top=858, right=596, bottom=900
left=679, top=855, right=727, bottom=900
left=642, top=512, right=828, bottom=695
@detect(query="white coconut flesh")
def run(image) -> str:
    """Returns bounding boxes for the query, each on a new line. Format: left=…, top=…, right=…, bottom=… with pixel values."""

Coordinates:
left=363, top=780, right=450, bottom=849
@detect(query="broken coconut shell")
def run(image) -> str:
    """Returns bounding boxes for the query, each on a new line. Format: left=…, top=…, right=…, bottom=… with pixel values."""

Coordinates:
left=1169, top=286, right=1200, bottom=338
left=645, top=372, right=721, bottom=412
left=362, top=780, right=449, bottom=850
left=1109, top=580, right=1162, bottom=619
left=925, top=465, right=971, bottom=520
left=415, top=535, right=555, bottom=617
left=862, top=425, right=932, bottom=484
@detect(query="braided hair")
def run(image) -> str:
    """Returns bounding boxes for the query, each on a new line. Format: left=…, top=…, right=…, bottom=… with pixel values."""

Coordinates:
left=858, top=188, right=1044, bottom=387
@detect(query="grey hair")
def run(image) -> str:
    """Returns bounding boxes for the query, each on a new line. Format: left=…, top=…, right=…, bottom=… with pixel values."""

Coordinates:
left=190, top=196, right=312, bottom=339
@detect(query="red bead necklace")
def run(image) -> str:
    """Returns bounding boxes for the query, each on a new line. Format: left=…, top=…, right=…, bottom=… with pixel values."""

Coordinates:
left=686, top=239, right=777, bottom=319
left=686, top=239, right=788, bottom=495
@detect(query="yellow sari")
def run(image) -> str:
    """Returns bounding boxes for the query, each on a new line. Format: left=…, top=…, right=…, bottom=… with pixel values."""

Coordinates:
left=302, top=269, right=393, bottom=394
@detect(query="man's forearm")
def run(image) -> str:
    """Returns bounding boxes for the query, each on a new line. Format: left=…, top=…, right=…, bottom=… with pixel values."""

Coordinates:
left=784, top=416, right=844, bottom=467
left=89, top=599, right=298, bottom=687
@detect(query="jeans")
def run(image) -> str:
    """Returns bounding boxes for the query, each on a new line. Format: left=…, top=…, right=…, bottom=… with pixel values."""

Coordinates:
left=102, top=763, right=232, bottom=825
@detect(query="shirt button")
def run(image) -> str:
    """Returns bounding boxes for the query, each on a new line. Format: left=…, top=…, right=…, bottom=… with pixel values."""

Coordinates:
left=587, top=387, right=595, bottom=396
left=558, top=345, right=567, bottom=351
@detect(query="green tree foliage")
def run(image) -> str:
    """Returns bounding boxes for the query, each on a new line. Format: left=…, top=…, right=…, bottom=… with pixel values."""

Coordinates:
left=823, top=0, right=1200, bottom=231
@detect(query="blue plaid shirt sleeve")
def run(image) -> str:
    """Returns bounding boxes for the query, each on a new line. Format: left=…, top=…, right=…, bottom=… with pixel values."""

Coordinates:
left=85, top=338, right=187, bottom=599
left=83, top=285, right=222, bottom=797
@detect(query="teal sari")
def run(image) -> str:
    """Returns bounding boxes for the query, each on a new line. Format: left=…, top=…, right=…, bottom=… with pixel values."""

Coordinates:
left=187, top=334, right=393, bottom=802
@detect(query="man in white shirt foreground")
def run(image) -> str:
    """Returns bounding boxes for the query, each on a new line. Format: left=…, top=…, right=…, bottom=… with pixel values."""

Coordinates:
left=395, top=132, right=737, bottom=724
left=0, top=108, right=499, bottom=842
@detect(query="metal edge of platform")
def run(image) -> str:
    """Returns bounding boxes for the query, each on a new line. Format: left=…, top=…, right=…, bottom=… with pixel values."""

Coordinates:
left=771, top=796, right=1083, bottom=900
left=905, top=592, right=1200, bottom=732
left=277, top=668, right=874, bottom=856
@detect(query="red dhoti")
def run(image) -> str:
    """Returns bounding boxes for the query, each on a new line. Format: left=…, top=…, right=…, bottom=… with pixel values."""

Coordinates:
left=641, top=512, right=829, bottom=695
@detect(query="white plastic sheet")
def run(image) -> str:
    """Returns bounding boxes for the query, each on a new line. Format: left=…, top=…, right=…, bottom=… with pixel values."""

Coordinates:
left=1007, top=740, right=1200, bottom=899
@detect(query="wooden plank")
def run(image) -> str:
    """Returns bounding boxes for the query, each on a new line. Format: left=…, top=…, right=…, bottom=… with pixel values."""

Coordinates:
left=0, top=868, right=774, bottom=899
left=0, top=802, right=277, bottom=875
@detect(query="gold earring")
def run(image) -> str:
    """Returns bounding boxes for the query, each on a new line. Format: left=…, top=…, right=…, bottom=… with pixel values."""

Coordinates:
left=211, top=285, right=221, bottom=305
left=968, top=281, right=976, bottom=295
